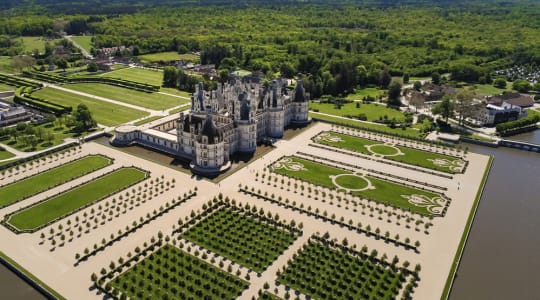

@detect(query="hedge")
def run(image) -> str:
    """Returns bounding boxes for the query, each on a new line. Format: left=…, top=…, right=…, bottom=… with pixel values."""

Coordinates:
left=0, top=74, right=42, bottom=88
left=14, top=86, right=72, bottom=115
left=496, top=115, right=540, bottom=136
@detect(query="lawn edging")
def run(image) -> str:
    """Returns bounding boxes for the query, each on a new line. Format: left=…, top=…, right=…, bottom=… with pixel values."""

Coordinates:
left=0, top=251, right=65, bottom=300
left=440, top=155, right=494, bottom=300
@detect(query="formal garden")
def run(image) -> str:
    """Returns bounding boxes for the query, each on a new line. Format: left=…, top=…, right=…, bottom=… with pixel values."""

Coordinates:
left=3, top=167, right=148, bottom=232
left=108, top=244, right=248, bottom=300
left=271, top=156, right=446, bottom=216
left=181, top=206, right=299, bottom=273
left=0, top=154, right=112, bottom=209
left=314, top=131, right=467, bottom=173
left=277, top=236, right=418, bottom=300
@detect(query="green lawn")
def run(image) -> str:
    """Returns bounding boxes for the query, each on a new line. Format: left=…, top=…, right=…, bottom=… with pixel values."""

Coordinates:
left=6, top=167, right=147, bottom=231
left=309, top=112, right=424, bottom=138
left=0, top=56, right=15, bottom=73
left=315, top=132, right=466, bottom=173
left=134, top=115, right=164, bottom=126
left=470, top=83, right=512, bottom=96
left=182, top=207, right=297, bottom=273
left=103, top=67, right=163, bottom=86
left=278, top=240, right=408, bottom=300
left=0, top=82, right=15, bottom=91
left=273, top=156, right=444, bottom=216
left=138, top=51, right=199, bottom=63
left=160, top=87, right=191, bottom=98
left=31, top=88, right=148, bottom=126
left=110, top=244, right=248, bottom=300
left=70, top=36, right=93, bottom=53
left=258, top=292, right=282, bottom=300
left=64, top=83, right=186, bottom=110
left=310, top=102, right=405, bottom=122
left=0, top=148, right=14, bottom=160
left=168, top=105, right=191, bottom=115
left=19, top=37, right=61, bottom=53
left=345, top=87, right=385, bottom=100
left=0, top=155, right=111, bottom=208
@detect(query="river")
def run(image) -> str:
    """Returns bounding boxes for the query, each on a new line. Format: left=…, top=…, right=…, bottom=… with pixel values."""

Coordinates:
left=0, top=131, right=539, bottom=299
left=450, top=130, right=540, bottom=300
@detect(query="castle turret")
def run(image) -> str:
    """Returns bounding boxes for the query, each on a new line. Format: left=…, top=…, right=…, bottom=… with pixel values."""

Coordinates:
left=290, top=75, right=310, bottom=125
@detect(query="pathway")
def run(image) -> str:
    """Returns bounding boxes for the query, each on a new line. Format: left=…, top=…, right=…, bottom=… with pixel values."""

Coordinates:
left=64, top=35, right=93, bottom=59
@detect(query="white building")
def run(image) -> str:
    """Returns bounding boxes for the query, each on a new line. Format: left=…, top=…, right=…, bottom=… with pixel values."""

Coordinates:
left=113, top=77, right=310, bottom=175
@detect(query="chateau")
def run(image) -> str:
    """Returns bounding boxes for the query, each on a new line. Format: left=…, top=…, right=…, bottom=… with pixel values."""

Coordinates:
left=112, top=77, right=310, bottom=174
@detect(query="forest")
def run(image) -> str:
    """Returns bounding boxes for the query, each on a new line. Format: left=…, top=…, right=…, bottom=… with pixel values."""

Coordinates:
left=0, top=0, right=539, bottom=97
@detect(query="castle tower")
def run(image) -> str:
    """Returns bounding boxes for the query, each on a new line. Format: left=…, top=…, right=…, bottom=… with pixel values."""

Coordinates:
left=290, top=75, right=310, bottom=124
left=236, top=92, right=257, bottom=152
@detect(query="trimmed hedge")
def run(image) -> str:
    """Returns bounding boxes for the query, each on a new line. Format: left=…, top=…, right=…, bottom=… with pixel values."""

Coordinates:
left=14, top=86, right=72, bottom=115
left=0, top=74, right=42, bottom=88
left=496, top=115, right=540, bottom=136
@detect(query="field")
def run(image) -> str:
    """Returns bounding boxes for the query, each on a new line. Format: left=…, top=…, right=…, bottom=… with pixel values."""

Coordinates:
left=6, top=167, right=147, bottom=231
left=103, top=67, right=163, bottom=86
left=345, top=87, right=385, bottom=100
left=181, top=207, right=297, bottom=273
left=19, top=37, right=62, bottom=54
left=64, top=83, right=186, bottom=110
left=110, top=244, right=248, bottom=300
left=315, top=132, right=466, bottom=173
left=138, top=51, right=199, bottom=63
left=278, top=240, right=409, bottom=300
left=0, top=82, right=15, bottom=91
left=0, top=56, right=15, bottom=73
left=133, top=116, right=164, bottom=126
left=310, top=102, right=405, bottom=122
left=31, top=88, right=148, bottom=126
left=471, top=83, right=512, bottom=96
left=0, top=148, right=14, bottom=160
left=69, top=36, right=93, bottom=53
left=0, top=155, right=111, bottom=208
left=272, top=156, right=445, bottom=216
left=168, top=105, right=191, bottom=115
left=309, top=113, right=424, bottom=138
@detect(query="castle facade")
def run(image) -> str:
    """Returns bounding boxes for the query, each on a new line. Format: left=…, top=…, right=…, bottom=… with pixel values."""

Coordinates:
left=112, top=77, right=309, bottom=174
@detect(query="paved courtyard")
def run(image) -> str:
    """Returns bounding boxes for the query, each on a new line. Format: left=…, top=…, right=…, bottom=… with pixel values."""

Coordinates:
left=0, top=121, right=491, bottom=300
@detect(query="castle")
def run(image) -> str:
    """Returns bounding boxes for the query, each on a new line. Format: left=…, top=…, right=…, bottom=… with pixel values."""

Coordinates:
left=112, top=77, right=310, bottom=174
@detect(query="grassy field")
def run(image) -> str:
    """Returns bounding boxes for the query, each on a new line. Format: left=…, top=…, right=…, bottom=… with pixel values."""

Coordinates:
left=65, top=83, right=186, bottom=110
left=102, top=67, right=163, bottom=86
left=182, top=207, right=297, bottom=273
left=168, top=105, right=191, bottom=115
left=110, top=244, right=248, bottom=299
left=471, top=83, right=512, bottom=96
left=273, top=156, right=444, bottom=216
left=161, top=87, right=191, bottom=98
left=133, top=115, right=164, bottom=126
left=316, top=132, right=465, bottom=173
left=309, top=112, right=424, bottom=138
left=0, top=155, right=111, bottom=208
left=31, top=88, right=148, bottom=126
left=278, top=240, right=408, bottom=300
left=6, top=167, right=147, bottom=231
left=0, top=56, right=15, bottom=73
left=138, top=51, right=199, bottom=63
left=345, top=87, right=385, bottom=100
left=19, top=37, right=61, bottom=53
left=0, top=148, right=14, bottom=160
left=310, top=102, right=405, bottom=122
left=0, top=82, right=15, bottom=91
left=70, top=36, right=93, bottom=52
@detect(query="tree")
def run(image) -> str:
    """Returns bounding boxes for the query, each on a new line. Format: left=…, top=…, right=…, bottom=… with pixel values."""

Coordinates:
left=493, top=78, right=507, bottom=89
left=163, top=66, right=178, bottom=87
left=12, top=55, right=36, bottom=72
left=72, top=104, right=96, bottom=132
left=387, top=81, right=402, bottom=107
left=454, top=88, right=479, bottom=125
left=512, top=79, right=531, bottom=93
left=87, top=61, right=98, bottom=72
left=402, top=73, right=409, bottom=84
left=432, top=95, right=454, bottom=123
left=56, top=58, right=68, bottom=71
left=431, top=72, right=441, bottom=85
left=409, top=91, right=425, bottom=112
left=379, top=68, right=392, bottom=89
left=413, top=81, right=422, bottom=91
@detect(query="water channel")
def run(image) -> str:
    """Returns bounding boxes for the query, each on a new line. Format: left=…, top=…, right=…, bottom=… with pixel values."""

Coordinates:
left=0, top=131, right=538, bottom=299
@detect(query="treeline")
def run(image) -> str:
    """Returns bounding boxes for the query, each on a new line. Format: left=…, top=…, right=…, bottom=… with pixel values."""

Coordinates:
left=496, top=115, right=540, bottom=136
